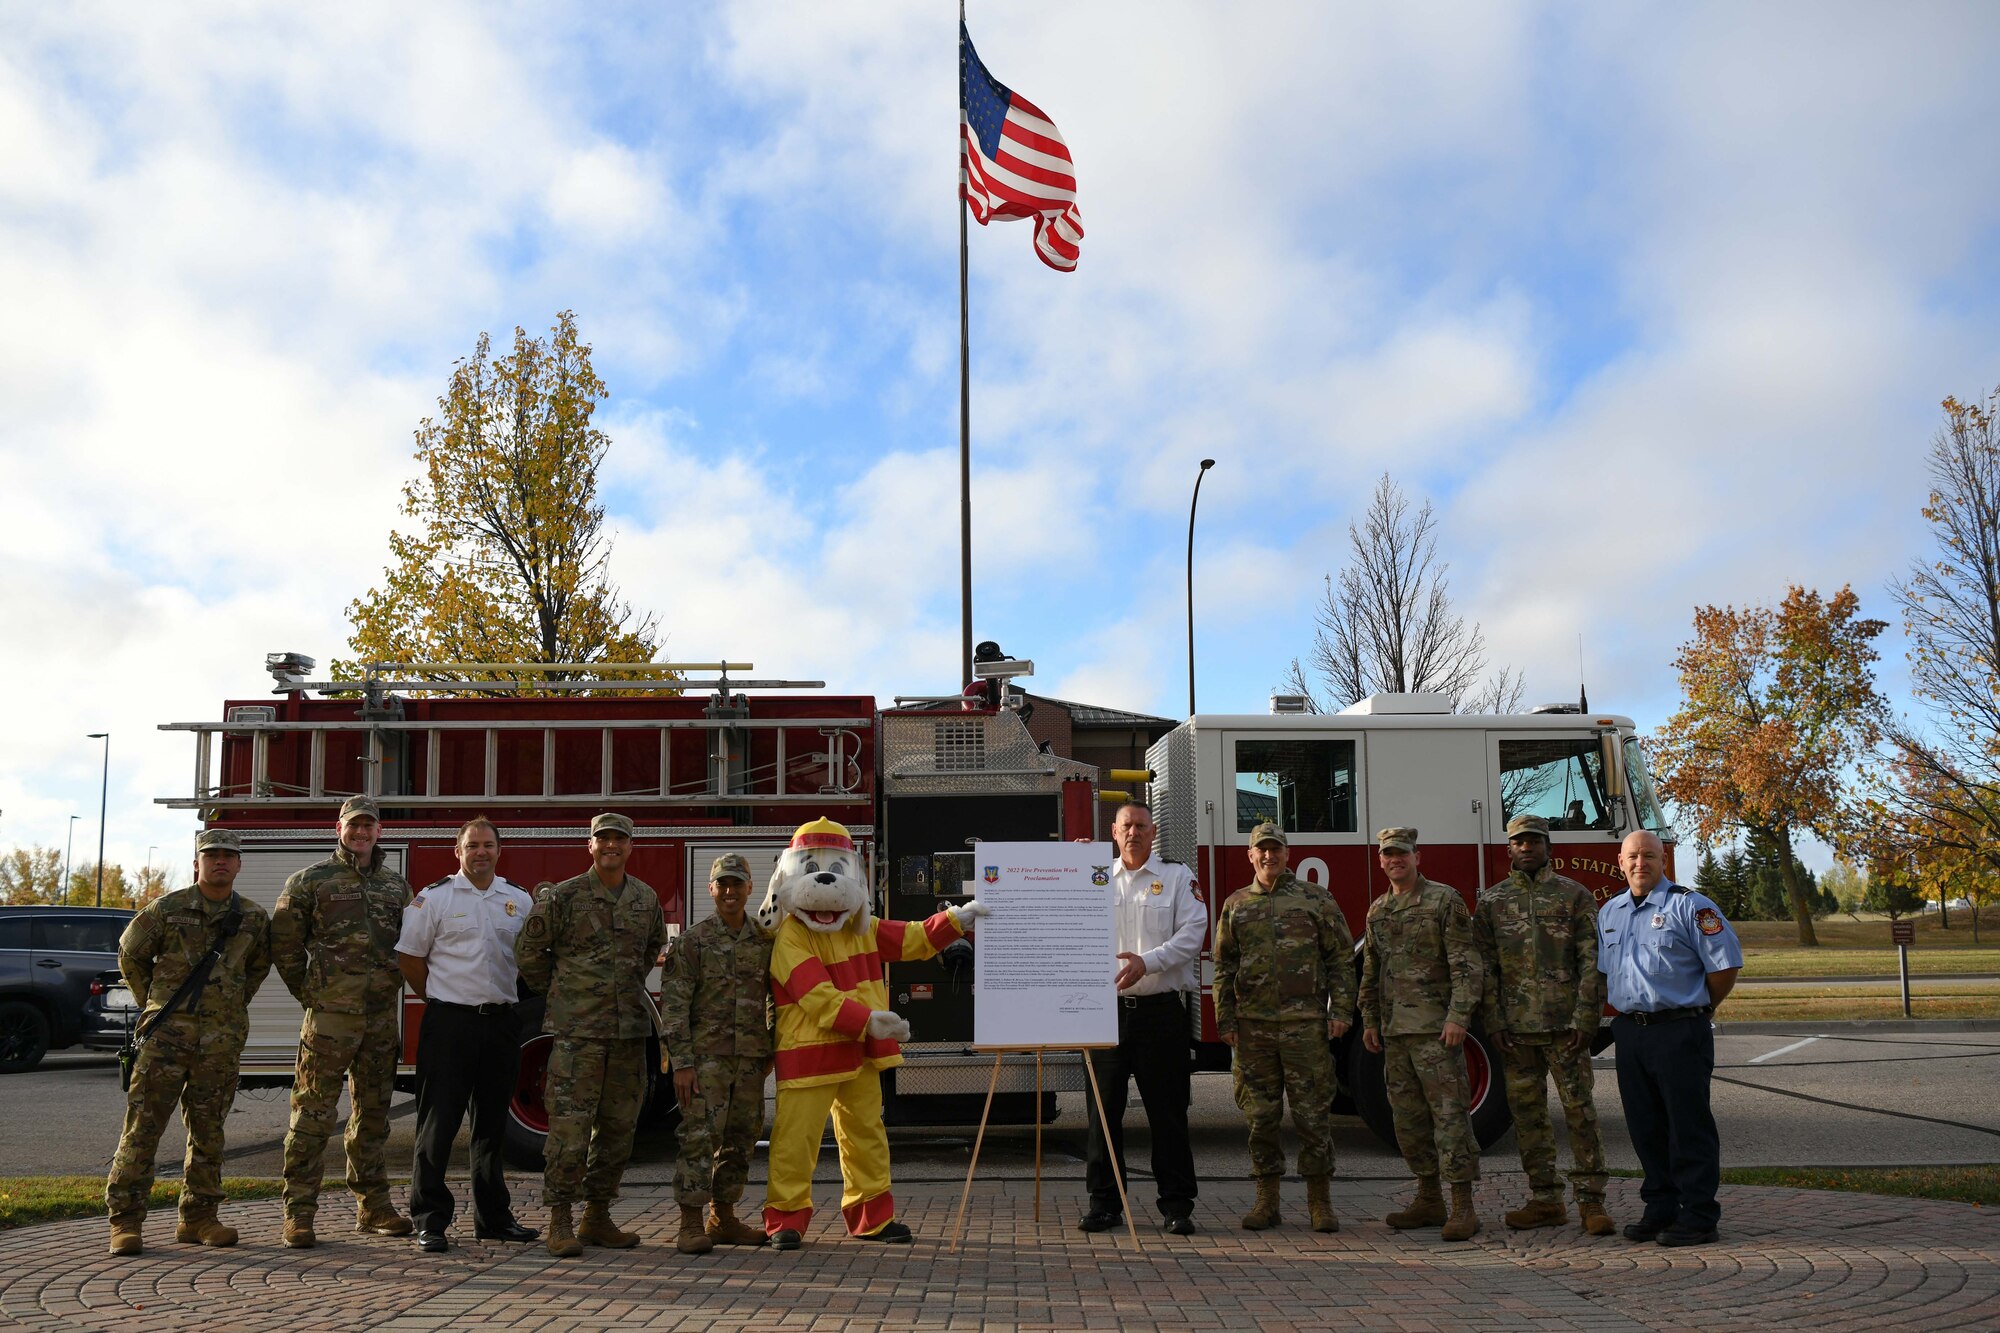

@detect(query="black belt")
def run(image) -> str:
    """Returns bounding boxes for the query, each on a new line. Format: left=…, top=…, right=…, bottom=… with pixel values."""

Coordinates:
left=1615, top=1006, right=1711, bottom=1026
left=429, top=999, right=516, bottom=1016
left=1118, top=992, right=1185, bottom=1010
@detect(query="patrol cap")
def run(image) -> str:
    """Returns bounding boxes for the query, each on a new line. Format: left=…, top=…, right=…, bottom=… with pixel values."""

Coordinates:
left=338, top=795, right=381, bottom=822
left=1248, top=822, right=1288, bottom=848
left=710, top=853, right=752, bottom=884
left=1505, top=814, right=1552, bottom=840
left=195, top=828, right=243, bottom=853
left=590, top=812, right=635, bottom=837
left=1377, top=827, right=1419, bottom=853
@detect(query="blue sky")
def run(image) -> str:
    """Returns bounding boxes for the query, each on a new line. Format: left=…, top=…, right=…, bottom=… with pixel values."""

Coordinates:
left=4, top=1, right=1998, bottom=878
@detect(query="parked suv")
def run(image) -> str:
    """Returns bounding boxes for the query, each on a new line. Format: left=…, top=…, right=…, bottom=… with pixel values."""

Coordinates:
left=0, top=906, right=135, bottom=1072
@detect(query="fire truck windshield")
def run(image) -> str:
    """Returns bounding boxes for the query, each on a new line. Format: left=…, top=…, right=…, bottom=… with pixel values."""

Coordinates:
left=1621, top=736, right=1672, bottom=835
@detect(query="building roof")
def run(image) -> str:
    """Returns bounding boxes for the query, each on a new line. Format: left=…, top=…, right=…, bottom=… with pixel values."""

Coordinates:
left=1018, top=690, right=1177, bottom=732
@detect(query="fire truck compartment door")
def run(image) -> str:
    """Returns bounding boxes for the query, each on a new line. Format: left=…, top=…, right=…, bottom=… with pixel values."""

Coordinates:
left=234, top=844, right=407, bottom=1072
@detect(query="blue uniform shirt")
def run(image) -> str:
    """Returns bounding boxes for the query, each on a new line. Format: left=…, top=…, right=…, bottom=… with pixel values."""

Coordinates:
left=1596, top=879, right=1743, bottom=1013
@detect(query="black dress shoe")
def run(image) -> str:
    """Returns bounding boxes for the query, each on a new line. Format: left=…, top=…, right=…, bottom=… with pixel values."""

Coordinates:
left=414, top=1230, right=449, bottom=1254
left=1623, top=1218, right=1672, bottom=1242
left=1163, top=1215, right=1197, bottom=1236
left=1076, top=1209, right=1123, bottom=1233
left=771, top=1228, right=803, bottom=1251
left=864, top=1221, right=913, bottom=1243
left=1657, top=1226, right=1719, bottom=1247
left=473, top=1219, right=540, bottom=1242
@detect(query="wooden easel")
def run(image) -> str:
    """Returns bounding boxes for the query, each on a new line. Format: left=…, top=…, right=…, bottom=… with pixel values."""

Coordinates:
left=947, top=1044, right=1142, bottom=1253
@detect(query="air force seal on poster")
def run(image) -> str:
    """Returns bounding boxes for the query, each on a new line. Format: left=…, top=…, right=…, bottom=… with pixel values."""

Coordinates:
left=1694, top=906, right=1726, bottom=936
left=1090, top=865, right=1110, bottom=886
left=983, top=865, right=999, bottom=884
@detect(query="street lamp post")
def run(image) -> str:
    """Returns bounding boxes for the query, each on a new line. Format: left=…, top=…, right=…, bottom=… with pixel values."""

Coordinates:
left=63, top=815, right=79, bottom=905
left=1186, top=458, right=1216, bottom=718
left=87, top=732, right=109, bottom=907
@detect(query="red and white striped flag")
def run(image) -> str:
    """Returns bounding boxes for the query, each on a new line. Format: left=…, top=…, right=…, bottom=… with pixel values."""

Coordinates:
left=960, top=23, right=1082, bottom=272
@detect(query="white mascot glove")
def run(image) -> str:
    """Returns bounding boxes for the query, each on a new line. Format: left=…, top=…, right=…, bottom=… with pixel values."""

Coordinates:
left=866, top=1009, right=912, bottom=1043
left=949, top=899, right=989, bottom=930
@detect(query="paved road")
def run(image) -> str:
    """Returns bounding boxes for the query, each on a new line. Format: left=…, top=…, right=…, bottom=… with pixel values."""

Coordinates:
left=8, top=1026, right=1995, bottom=1190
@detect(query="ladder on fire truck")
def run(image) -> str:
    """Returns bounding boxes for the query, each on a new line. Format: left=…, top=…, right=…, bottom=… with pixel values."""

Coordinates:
left=155, top=659, right=871, bottom=810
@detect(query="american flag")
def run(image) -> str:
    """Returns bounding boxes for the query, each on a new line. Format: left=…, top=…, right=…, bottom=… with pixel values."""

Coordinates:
left=960, top=23, right=1082, bottom=272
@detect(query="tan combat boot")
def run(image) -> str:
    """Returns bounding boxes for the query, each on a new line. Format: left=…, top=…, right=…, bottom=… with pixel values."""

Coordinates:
left=1578, top=1199, right=1616, bottom=1236
left=282, top=1215, right=317, bottom=1249
left=578, top=1201, right=641, bottom=1248
left=356, top=1198, right=413, bottom=1236
left=706, top=1200, right=769, bottom=1246
left=1305, top=1175, right=1339, bottom=1233
left=1240, top=1175, right=1282, bottom=1230
left=1440, top=1181, right=1482, bottom=1241
left=107, top=1215, right=144, bottom=1256
left=1385, top=1175, right=1447, bottom=1229
left=175, top=1210, right=239, bottom=1247
left=1504, top=1196, right=1567, bottom=1230
left=546, top=1204, right=583, bottom=1258
left=675, top=1205, right=715, bottom=1255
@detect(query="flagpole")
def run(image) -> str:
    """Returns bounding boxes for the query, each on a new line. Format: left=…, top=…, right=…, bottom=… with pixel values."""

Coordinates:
left=957, top=0, right=974, bottom=687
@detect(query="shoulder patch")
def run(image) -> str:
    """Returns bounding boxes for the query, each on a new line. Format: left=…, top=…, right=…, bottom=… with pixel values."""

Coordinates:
left=1694, top=907, right=1726, bottom=936
left=1191, top=878, right=1206, bottom=905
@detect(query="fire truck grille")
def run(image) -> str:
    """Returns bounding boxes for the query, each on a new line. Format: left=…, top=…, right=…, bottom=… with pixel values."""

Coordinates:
left=880, top=710, right=1094, bottom=796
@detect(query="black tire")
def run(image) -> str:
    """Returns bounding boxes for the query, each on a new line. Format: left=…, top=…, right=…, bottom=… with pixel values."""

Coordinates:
left=499, top=1025, right=680, bottom=1171
left=503, top=1031, right=554, bottom=1171
left=1343, top=1025, right=1514, bottom=1152
left=0, top=1001, right=51, bottom=1073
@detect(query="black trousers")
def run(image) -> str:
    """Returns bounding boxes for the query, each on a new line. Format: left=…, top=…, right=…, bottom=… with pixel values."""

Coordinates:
left=1612, top=1013, right=1722, bottom=1230
left=408, top=1001, right=522, bottom=1234
left=1083, top=993, right=1197, bottom=1218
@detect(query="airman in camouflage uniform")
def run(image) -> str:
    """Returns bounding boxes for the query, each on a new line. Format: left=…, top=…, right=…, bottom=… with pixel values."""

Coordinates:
left=1475, top=813, right=1613, bottom=1235
left=515, top=812, right=668, bottom=1257
left=104, top=828, right=272, bottom=1256
left=270, top=795, right=414, bottom=1247
left=658, top=853, right=774, bottom=1254
left=1358, top=827, right=1485, bottom=1241
left=1215, top=823, right=1354, bottom=1233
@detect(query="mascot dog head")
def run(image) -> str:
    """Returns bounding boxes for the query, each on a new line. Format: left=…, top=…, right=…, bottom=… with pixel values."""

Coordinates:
left=758, top=817, right=869, bottom=934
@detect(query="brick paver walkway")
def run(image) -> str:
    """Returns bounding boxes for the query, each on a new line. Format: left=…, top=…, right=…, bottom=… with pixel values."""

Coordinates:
left=3, top=1175, right=1994, bottom=1331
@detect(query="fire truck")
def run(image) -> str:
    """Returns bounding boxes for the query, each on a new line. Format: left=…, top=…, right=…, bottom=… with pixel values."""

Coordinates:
left=1148, top=690, right=1674, bottom=1147
left=158, top=656, right=1671, bottom=1163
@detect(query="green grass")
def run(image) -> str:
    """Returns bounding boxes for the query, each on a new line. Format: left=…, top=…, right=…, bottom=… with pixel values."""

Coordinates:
left=1607, top=1165, right=1998, bottom=1208
left=1720, top=986, right=2000, bottom=1023
left=0, top=1177, right=285, bottom=1230
left=1734, top=914, right=1999, bottom=980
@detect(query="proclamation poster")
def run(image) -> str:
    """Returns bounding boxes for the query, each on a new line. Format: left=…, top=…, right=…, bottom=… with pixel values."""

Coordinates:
left=971, top=841, right=1118, bottom=1047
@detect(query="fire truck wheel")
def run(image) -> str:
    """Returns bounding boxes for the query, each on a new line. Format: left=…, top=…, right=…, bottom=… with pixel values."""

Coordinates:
left=0, top=1001, right=50, bottom=1073
left=1342, top=1026, right=1514, bottom=1152
left=503, top=1032, right=555, bottom=1171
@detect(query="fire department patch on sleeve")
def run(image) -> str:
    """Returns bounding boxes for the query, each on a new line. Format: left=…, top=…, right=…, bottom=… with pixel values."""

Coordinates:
left=1190, top=878, right=1206, bottom=905
left=1695, top=907, right=1725, bottom=936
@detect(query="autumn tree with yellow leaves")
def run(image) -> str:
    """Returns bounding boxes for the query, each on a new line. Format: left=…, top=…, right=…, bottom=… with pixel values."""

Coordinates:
left=339, top=311, right=663, bottom=690
left=1653, top=586, right=1887, bottom=946
left=1862, top=386, right=2000, bottom=933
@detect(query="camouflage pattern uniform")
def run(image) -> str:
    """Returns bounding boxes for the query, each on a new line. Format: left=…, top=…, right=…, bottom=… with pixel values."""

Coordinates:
left=658, top=914, right=774, bottom=1207
left=515, top=868, right=667, bottom=1206
left=1215, top=869, right=1355, bottom=1180
left=105, top=887, right=272, bottom=1224
left=1474, top=863, right=1608, bottom=1205
left=1357, top=877, right=1484, bottom=1183
left=271, top=845, right=411, bottom=1221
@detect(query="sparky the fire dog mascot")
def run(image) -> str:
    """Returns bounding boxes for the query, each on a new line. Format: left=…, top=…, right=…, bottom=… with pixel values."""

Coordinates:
left=757, top=817, right=986, bottom=1248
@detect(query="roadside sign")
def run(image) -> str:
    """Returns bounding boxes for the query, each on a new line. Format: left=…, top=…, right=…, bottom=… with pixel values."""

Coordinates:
left=1891, top=920, right=1915, bottom=946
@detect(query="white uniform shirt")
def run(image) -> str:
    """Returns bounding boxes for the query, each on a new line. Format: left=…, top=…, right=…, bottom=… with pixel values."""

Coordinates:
left=395, top=873, right=534, bottom=1007
left=1110, top=855, right=1207, bottom=995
